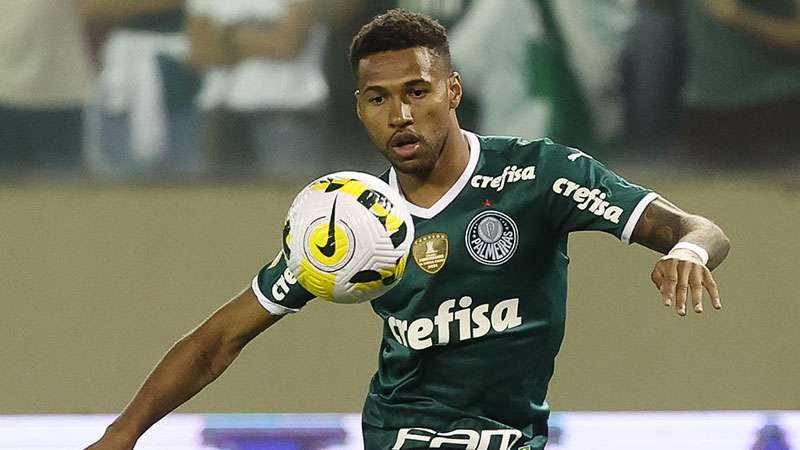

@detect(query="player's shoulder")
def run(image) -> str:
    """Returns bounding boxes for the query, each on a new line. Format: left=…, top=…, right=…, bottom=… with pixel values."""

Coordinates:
left=476, top=134, right=572, bottom=154
left=476, top=134, right=546, bottom=154
left=476, top=134, right=584, bottom=164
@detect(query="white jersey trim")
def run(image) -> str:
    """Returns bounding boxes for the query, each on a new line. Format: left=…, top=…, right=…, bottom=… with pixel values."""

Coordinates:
left=389, top=130, right=481, bottom=219
left=251, top=275, right=300, bottom=315
left=621, top=192, right=660, bottom=245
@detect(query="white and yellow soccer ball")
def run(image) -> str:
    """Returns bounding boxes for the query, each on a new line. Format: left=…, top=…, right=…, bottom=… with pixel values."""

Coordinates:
left=283, top=171, right=414, bottom=304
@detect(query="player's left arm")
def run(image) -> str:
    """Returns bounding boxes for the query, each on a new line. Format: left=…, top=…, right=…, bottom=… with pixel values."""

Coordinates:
left=630, top=197, right=731, bottom=316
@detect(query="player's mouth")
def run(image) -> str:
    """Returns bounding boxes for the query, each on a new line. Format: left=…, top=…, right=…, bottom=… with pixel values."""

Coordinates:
left=389, top=132, right=421, bottom=158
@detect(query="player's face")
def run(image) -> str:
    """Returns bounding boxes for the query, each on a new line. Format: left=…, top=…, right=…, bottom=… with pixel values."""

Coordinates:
left=355, top=47, right=462, bottom=175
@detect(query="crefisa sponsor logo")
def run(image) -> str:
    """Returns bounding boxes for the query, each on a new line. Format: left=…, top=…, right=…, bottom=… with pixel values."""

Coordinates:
left=471, top=165, right=535, bottom=191
left=552, top=177, right=624, bottom=224
left=387, top=296, right=522, bottom=351
left=269, top=267, right=298, bottom=302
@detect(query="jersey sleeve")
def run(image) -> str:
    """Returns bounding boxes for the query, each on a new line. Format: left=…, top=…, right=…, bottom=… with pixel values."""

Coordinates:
left=537, top=143, right=659, bottom=243
left=251, top=251, right=315, bottom=315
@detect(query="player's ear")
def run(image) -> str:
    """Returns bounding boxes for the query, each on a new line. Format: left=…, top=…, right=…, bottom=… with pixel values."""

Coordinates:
left=355, top=89, right=363, bottom=120
left=448, top=72, right=462, bottom=110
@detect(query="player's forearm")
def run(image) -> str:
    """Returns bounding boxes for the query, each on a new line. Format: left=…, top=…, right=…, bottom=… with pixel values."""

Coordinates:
left=632, top=198, right=730, bottom=270
left=672, top=215, right=731, bottom=270
left=638, top=212, right=730, bottom=270
left=101, top=328, right=242, bottom=443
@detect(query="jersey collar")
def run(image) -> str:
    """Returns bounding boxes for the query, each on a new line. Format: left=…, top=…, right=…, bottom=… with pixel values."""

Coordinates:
left=389, top=130, right=481, bottom=220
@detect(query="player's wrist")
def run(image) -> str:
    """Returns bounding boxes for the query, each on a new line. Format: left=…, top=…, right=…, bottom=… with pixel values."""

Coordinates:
left=668, top=242, right=709, bottom=266
left=101, top=423, right=139, bottom=447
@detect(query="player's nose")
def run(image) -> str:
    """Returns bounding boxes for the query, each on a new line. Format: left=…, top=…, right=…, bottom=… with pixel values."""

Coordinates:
left=388, top=100, right=413, bottom=128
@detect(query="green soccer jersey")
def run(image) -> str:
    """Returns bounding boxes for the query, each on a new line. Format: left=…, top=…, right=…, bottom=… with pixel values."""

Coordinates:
left=253, top=131, right=657, bottom=450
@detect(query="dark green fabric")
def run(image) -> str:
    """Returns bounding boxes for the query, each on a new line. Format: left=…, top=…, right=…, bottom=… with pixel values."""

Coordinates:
left=360, top=135, right=651, bottom=449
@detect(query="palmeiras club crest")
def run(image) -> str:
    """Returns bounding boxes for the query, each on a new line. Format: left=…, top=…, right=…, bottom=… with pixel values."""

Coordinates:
left=465, top=210, right=518, bottom=266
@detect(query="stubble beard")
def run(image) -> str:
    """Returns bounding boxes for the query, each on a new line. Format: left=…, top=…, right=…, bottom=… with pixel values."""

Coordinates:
left=388, top=140, right=440, bottom=175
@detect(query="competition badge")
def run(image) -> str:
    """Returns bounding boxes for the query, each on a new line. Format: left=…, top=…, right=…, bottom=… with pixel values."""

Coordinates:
left=412, top=233, right=449, bottom=274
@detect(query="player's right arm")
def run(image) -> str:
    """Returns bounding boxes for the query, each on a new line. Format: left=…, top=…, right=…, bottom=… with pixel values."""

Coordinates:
left=85, top=288, right=281, bottom=449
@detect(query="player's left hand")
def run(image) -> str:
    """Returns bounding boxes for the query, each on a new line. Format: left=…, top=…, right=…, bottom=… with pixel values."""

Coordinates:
left=650, top=249, right=722, bottom=316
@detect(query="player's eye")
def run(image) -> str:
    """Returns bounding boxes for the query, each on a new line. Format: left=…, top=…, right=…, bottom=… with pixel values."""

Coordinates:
left=368, top=96, right=384, bottom=105
left=409, top=89, right=426, bottom=98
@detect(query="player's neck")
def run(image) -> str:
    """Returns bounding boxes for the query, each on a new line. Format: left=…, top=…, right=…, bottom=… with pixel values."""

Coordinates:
left=396, top=124, right=469, bottom=209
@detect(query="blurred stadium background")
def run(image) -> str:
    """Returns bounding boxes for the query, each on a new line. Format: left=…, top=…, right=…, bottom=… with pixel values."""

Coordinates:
left=1, top=0, right=798, bottom=448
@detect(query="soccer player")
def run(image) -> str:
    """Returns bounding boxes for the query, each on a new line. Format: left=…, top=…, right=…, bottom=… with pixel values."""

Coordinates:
left=87, top=9, right=730, bottom=450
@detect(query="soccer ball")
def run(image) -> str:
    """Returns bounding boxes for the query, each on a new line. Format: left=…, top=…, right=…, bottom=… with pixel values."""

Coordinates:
left=283, top=171, right=414, bottom=304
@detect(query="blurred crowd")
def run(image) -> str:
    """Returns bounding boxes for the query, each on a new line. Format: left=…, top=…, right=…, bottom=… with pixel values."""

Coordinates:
left=1, top=0, right=799, bottom=183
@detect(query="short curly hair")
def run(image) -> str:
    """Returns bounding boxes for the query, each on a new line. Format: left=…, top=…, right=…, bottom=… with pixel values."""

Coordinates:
left=350, top=8, right=451, bottom=74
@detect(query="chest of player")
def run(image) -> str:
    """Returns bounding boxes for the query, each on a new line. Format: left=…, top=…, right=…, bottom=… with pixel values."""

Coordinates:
left=371, top=172, right=563, bottom=322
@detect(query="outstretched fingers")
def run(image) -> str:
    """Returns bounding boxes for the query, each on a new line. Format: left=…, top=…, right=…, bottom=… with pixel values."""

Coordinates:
left=674, top=261, right=693, bottom=315
left=690, top=265, right=705, bottom=313
left=652, top=257, right=722, bottom=316
left=652, top=258, right=678, bottom=308
left=703, top=267, right=723, bottom=310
